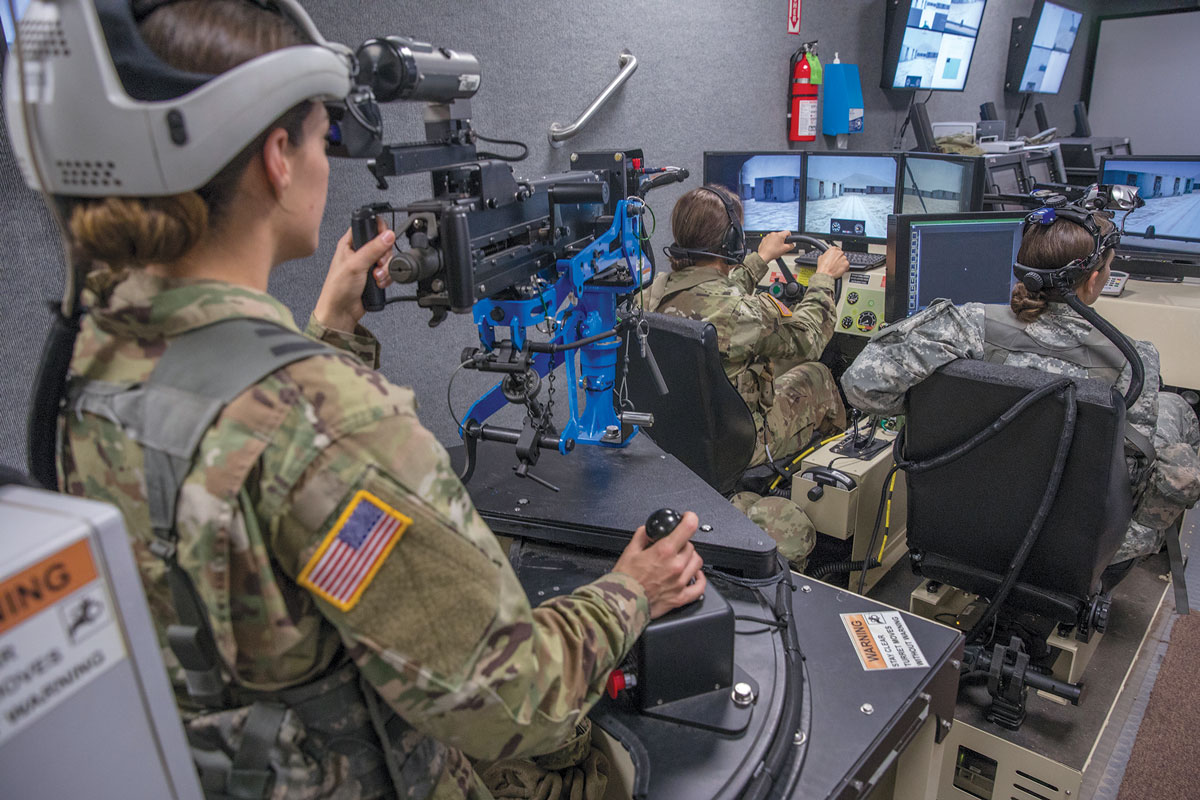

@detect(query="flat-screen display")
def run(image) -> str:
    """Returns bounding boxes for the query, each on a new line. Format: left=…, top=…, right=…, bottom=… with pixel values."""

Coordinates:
left=1101, top=157, right=1200, bottom=255
left=886, top=212, right=1024, bottom=321
left=883, top=0, right=988, bottom=91
left=900, top=153, right=983, bottom=214
left=702, top=152, right=803, bottom=233
left=1013, top=1, right=1082, bottom=94
left=1025, top=154, right=1056, bottom=185
left=803, top=154, right=900, bottom=242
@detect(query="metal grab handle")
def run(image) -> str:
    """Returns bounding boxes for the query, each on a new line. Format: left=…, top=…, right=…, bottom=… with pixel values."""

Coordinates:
left=548, top=50, right=638, bottom=147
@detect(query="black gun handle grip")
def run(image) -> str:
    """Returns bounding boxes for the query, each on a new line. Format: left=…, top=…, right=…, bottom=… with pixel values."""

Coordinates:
left=353, top=207, right=386, bottom=313
left=644, top=508, right=683, bottom=541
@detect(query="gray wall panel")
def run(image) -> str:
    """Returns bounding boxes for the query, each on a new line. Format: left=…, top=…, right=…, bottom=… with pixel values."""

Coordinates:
left=0, top=0, right=1181, bottom=469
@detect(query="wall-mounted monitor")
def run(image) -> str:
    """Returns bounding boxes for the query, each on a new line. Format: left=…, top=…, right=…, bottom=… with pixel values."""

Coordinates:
left=802, top=154, right=900, bottom=244
left=881, top=0, right=988, bottom=91
left=702, top=152, right=803, bottom=235
left=886, top=211, right=1025, bottom=322
left=899, top=153, right=985, bottom=214
left=1100, top=156, right=1200, bottom=260
left=1004, top=0, right=1083, bottom=94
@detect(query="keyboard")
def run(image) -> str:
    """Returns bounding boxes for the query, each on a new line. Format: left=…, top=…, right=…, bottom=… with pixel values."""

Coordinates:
left=793, top=250, right=885, bottom=270
left=1101, top=269, right=1129, bottom=297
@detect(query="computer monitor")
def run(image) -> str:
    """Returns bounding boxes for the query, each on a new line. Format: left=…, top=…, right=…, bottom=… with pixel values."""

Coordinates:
left=1005, top=0, right=1083, bottom=94
left=899, top=153, right=985, bottom=214
left=886, top=212, right=1025, bottom=322
left=702, top=152, right=803, bottom=235
left=982, top=153, right=1030, bottom=211
left=881, top=0, right=989, bottom=92
left=1100, top=156, right=1200, bottom=259
left=802, top=153, right=900, bottom=244
left=1024, top=151, right=1057, bottom=185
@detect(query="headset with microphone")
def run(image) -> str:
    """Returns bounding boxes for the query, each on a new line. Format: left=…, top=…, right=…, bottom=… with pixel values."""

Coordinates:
left=663, top=185, right=747, bottom=266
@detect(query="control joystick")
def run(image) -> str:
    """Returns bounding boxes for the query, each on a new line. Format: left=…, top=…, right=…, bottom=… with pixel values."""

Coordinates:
left=644, top=508, right=682, bottom=541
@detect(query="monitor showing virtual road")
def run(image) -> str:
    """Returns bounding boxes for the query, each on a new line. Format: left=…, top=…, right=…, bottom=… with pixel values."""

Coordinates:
left=889, top=0, right=988, bottom=91
left=803, top=154, right=899, bottom=242
left=702, top=152, right=803, bottom=233
left=1101, top=157, right=1200, bottom=255
left=900, top=154, right=979, bottom=214
left=1017, top=1, right=1081, bottom=94
left=887, top=213, right=1024, bottom=321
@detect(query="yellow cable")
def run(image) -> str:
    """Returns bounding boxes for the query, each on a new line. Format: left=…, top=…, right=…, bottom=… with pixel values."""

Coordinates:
left=769, top=432, right=845, bottom=491
left=878, top=471, right=898, bottom=562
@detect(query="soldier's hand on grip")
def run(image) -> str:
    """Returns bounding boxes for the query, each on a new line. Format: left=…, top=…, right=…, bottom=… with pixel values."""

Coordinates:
left=758, top=230, right=796, bottom=263
left=816, top=246, right=850, bottom=279
left=614, top=510, right=706, bottom=619
left=314, top=223, right=395, bottom=331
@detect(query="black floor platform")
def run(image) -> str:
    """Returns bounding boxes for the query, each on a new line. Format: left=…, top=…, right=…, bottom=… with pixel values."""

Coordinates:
left=457, top=435, right=964, bottom=798
left=869, top=550, right=1172, bottom=772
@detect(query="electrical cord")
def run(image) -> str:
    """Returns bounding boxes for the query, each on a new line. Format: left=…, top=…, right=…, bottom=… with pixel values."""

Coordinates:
left=768, top=432, right=846, bottom=492
left=446, top=358, right=474, bottom=430
left=890, top=378, right=1079, bottom=642
left=474, top=132, right=529, bottom=162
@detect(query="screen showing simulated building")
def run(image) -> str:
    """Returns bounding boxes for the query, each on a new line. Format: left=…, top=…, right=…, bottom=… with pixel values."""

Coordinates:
left=804, top=155, right=899, bottom=240
left=901, top=157, right=973, bottom=214
left=703, top=153, right=803, bottom=233
left=1017, top=2, right=1081, bottom=94
left=1102, top=159, right=1200, bottom=255
left=891, top=0, right=987, bottom=91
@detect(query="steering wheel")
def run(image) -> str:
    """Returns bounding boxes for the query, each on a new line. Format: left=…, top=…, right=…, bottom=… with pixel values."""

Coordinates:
left=768, top=235, right=842, bottom=307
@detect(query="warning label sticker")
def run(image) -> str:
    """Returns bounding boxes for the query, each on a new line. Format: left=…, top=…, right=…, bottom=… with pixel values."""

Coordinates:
left=841, top=611, right=929, bottom=671
left=0, top=539, right=126, bottom=745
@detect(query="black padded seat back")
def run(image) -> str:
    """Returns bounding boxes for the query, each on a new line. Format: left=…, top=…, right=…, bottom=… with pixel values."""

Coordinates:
left=623, top=312, right=757, bottom=495
left=904, top=359, right=1132, bottom=620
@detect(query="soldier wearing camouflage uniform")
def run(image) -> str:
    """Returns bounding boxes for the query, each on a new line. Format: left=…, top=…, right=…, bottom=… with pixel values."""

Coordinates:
left=46, top=2, right=707, bottom=798
left=645, top=185, right=849, bottom=467
left=842, top=214, right=1200, bottom=564
left=641, top=186, right=850, bottom=571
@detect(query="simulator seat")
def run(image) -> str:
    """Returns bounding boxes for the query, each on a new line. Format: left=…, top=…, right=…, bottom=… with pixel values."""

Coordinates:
left=901, top=358, right=1133, bottom=728
left=622, top=312, right=759, bottom=496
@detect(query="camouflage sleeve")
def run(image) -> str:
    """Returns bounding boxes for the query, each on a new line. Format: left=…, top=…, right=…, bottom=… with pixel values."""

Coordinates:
left=733, top=272, right=837, bottom=364
left=727, top=252, right=771, bottom=294
left=272, top=405, right=649, bottom=762
left=303, top=313, right=381, bottom=369
left=1132, top=385, right=1200, bottom=531
left=841, top=300, right=987, bottom=415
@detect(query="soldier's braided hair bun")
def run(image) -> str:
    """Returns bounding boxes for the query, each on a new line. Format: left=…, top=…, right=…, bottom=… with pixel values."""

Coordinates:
left=67, top=0, right=311, bottom=270
left=1010, top=211, right=1115, bottom=322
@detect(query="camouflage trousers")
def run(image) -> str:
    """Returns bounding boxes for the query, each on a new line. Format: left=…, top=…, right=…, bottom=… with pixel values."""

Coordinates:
left=731, top=492, right=817, bottom=572
left=750, top=362, right=847, bottom=467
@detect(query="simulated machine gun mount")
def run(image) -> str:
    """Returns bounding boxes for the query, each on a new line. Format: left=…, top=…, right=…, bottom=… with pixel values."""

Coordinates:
left=346, top=82, right=684, bottom=487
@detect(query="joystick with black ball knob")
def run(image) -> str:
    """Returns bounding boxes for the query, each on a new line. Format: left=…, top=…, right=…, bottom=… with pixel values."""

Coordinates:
left=644, top=508, right=683, bottom=541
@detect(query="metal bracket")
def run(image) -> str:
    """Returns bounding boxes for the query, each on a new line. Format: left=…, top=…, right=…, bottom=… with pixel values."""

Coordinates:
left=549, top=50, right=638, bottom=147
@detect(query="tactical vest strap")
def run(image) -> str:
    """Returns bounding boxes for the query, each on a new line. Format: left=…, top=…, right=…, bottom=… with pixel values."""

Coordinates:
left=980, top=306, right=1156, bottom=466
left=226, top=702, right=288, bottom=799
left=982, top=305, right=1127, bottom=379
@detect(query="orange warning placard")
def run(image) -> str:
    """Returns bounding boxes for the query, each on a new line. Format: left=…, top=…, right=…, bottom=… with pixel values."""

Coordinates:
left=843, top=613, right=888, bottom=670
left=0, top=540, right=97, bottom=635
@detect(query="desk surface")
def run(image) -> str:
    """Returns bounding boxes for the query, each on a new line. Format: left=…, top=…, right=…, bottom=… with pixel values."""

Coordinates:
left=1094, top=277, right=1200, bottom=390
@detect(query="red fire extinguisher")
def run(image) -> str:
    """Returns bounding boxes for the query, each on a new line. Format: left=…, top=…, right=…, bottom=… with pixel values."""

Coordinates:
left=789, top=42, right=818, bottom=142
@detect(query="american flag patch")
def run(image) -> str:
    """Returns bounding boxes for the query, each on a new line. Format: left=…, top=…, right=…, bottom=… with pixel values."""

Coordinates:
left=299, top=490, right=410, bottom=612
